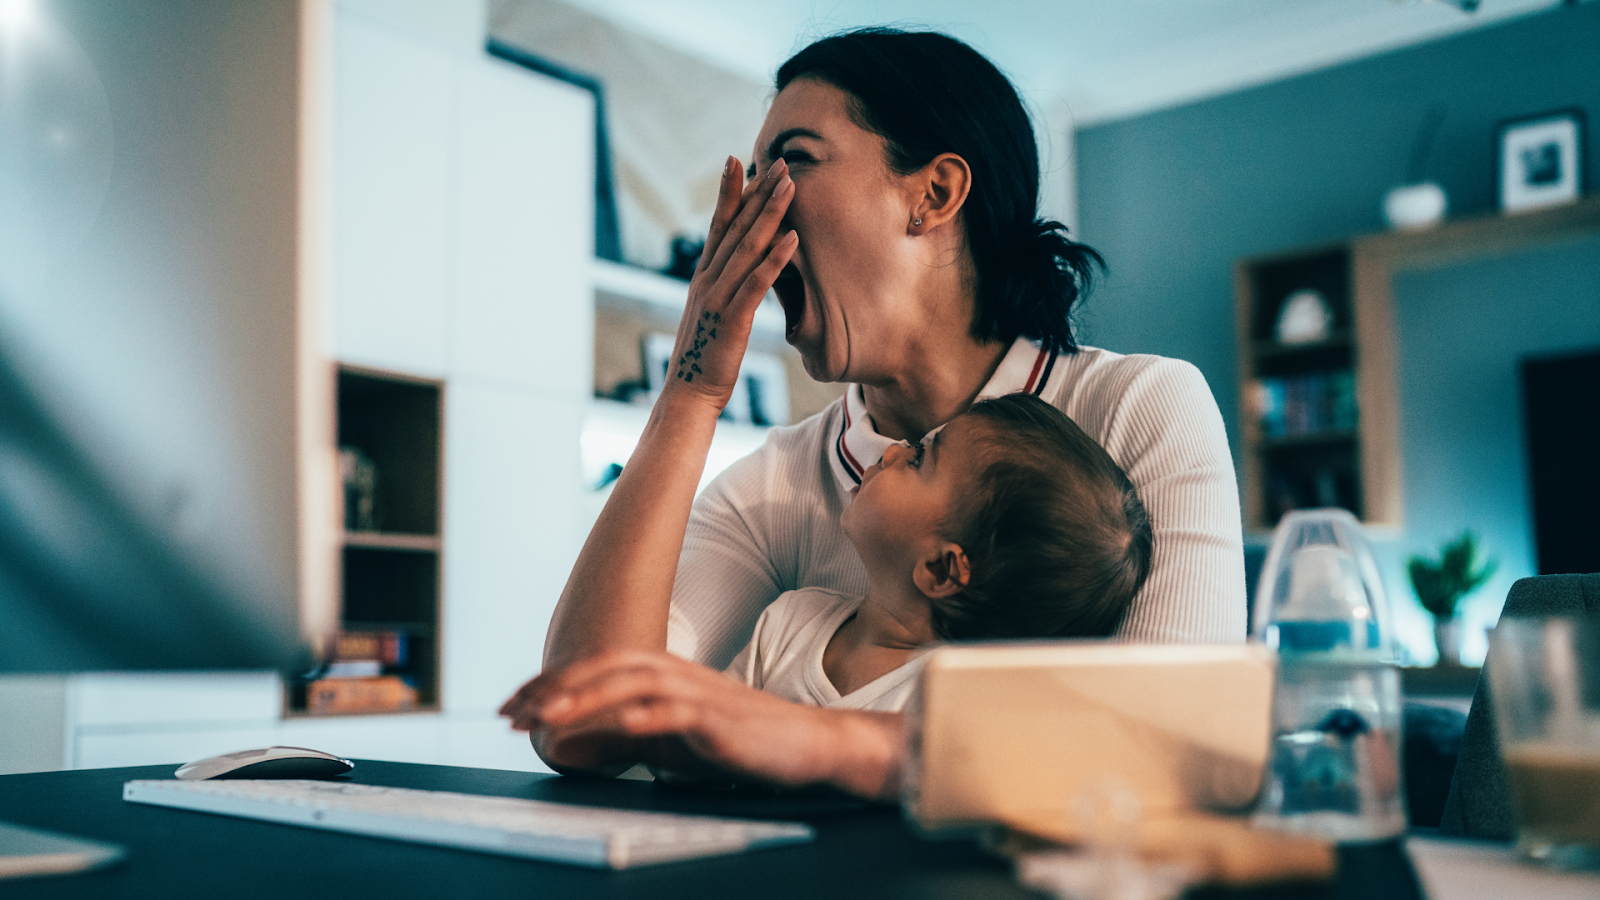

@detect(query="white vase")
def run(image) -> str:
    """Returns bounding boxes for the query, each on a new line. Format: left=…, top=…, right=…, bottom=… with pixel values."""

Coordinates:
left=1384, top=182, right=1447, bottom=230
left=1433, top=618, right=1463, bottom=667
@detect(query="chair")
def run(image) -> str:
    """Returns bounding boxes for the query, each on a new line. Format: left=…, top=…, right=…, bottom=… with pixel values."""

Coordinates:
left=1436, top=573, right=1600, bottom=838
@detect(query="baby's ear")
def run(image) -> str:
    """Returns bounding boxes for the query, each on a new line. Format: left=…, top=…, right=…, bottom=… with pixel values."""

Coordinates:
left=912, top=542, right=970, bottom=600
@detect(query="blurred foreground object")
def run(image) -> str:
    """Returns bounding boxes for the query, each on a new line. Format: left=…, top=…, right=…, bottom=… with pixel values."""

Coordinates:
left=1486, top=616, right=1600, bottom=869
left=904, top=643, right=1278, bottom=832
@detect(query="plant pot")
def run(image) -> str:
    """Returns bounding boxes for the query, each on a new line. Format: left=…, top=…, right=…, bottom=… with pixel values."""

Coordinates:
left=1433, top=619, right=1464, bottom=667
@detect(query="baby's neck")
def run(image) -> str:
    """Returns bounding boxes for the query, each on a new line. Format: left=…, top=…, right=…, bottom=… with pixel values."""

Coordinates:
left=821, top=583, right=936, bottom=697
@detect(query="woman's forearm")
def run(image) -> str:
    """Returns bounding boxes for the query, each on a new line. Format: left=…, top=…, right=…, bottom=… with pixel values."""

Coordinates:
left=542, top=391, right=722, bottom=670
left=814, top=710, right=908, bottom=801
left=539, top=159, right=796, bottom=673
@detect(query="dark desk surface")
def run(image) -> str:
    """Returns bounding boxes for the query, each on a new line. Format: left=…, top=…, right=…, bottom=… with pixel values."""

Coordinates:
left=0, top=761, right=1423, bottom=900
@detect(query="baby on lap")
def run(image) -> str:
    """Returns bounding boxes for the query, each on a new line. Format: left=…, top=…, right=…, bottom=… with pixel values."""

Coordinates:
left=725, top=391, right=1153, bottom=713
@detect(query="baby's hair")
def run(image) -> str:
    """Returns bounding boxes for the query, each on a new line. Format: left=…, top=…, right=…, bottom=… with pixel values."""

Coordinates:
left=931, top=393, right=1152, bottom=640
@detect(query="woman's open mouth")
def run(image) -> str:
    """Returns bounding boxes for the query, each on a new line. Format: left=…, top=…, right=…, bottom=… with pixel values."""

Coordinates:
left=773, top=264, right=805, bottom=340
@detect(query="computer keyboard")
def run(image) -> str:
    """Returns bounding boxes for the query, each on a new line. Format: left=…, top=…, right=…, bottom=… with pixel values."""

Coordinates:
left=123, top=779, right=813, bottom=870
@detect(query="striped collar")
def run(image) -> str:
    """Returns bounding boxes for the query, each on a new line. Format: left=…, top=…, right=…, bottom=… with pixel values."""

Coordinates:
left=829, top=337, right=1061, bottom=490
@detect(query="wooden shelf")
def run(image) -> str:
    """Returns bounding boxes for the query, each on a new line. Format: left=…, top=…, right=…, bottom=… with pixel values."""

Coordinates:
left=592, top=258, right=788, bottom=338
left=289, top=367, right=444, bottom=717
left=1250, top=329, right=1354, bottom=360
left=1259, top=429, right=1359, bottom=450
left=343, top=531, right=442, bottom=552
left=1237, top=194, right=1600, bottom=532
left=1353, top=193, right=1600, bottom=273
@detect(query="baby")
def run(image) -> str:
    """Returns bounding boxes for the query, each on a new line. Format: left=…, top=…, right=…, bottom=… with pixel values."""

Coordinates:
left=724, top=391, right=1153, bottom=713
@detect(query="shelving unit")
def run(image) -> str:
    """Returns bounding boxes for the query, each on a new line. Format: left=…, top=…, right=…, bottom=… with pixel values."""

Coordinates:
left=1236, top=246, right=1374, bottom=530
left=1236, top=193, right=1600, bottom=534
left=288, top=367, right=444, bottom=716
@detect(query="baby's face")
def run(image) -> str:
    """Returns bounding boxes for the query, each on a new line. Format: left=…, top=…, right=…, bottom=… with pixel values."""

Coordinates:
left=841, top=415, right=983, bottom=570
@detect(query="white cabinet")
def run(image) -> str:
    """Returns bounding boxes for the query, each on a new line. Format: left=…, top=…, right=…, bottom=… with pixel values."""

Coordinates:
left=451, top=58, right=594, bottom=393
left=333, top=14, right=455, bottom=376
left=442, top=383, right=584, bottom=714
left=53, top=0, right=591, bottom=775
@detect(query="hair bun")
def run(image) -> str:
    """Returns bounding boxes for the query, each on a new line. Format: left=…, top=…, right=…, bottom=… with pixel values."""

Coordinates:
left=1004, top=218, right=1102, bottom=354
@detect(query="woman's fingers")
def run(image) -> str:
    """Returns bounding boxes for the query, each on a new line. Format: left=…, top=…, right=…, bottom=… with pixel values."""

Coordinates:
left=699, top=158, right=789, bottom=288
left=696, top=156, right=744, bottom=278
left=731, top=230, right=798, bottom=319
left=538, top=655, right=716, bottom=728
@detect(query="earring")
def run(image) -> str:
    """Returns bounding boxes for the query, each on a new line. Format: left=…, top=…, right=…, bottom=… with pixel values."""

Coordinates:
left=912, top=217, right=923, bottom=226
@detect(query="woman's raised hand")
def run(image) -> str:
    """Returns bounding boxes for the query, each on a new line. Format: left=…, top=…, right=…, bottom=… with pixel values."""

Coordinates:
left=664, top=156, right=796, bottom=413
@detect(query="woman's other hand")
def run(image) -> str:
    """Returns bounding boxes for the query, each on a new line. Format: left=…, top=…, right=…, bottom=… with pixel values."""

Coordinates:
left=500, top=651, right=905, bottom=800
left=664, top=156, right=797, bottom=415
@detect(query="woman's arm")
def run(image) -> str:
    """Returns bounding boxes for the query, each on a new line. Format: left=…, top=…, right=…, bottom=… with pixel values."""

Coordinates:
left=508, top=158, right=796, bottom=775
left=540, top=157, right=797, bottom=674
left=502, top=650, right=907, bottom=800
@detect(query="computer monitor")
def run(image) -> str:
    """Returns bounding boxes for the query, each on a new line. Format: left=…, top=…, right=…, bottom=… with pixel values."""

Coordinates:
left=0, top=0, right=320, bottom=674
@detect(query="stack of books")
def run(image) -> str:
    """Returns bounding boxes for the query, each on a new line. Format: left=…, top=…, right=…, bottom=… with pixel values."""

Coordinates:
left=305, top=630, right=417, bottom=715
left=1249, top=371, right=1357, bottom=439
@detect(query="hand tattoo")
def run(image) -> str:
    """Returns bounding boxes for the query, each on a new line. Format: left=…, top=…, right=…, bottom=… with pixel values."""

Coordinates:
left=676, top=311, right=721, bottom=383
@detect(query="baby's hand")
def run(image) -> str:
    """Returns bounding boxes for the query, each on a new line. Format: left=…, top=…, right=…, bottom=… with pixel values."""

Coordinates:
left=663, top=156, right=797, bottom=414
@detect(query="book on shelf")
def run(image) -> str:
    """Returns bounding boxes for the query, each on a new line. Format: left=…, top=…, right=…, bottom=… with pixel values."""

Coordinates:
left=322, top=659, right=383, bottom=679
left=1248, top=371, right=1357, bottom=439
left=328, top=630, right=408, bottom=666
left=307, top=675, right=418, bottom=715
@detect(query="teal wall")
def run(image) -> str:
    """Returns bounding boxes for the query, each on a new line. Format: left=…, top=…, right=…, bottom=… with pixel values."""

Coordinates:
left=1074, top=4, right=1600, bottom=662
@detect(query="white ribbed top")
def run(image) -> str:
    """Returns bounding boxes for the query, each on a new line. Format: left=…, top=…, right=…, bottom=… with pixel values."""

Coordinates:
left=667, top=343, right=1248, bottom=670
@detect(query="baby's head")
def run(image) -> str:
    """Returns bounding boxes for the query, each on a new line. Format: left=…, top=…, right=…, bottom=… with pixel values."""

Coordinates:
left=842, top=393, right=1152, bottom=640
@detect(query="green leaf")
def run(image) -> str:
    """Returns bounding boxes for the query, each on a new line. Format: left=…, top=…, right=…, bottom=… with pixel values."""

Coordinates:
left=1408, top=531, right=1497, bottom=620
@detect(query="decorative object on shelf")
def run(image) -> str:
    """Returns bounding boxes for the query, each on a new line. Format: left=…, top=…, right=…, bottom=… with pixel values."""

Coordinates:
left=1383, top=183, right=1447, bottom=230
left=1274, top=289, right=1334, bottom=345
left=485, top=41, right=622, bottom=261
left=1498, top=109, right=1585, bottom=214
left=1383, top=106, right=1448, bottom=231
left=339, top=446, right=379, bottom=531
left=1407, top=532, right=1496, bottom=667
left=660, top=235, right=705, bottom=281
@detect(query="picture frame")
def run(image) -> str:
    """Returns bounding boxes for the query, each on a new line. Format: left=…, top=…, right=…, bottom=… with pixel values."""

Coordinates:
left=1498, top=109, right=1585, bottom=213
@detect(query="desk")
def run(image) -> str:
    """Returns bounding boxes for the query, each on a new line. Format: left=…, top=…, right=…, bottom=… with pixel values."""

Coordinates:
left=0, top=762, right=1422, bottom=900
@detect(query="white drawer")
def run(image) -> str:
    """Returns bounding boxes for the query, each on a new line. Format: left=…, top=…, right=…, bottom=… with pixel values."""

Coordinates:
left=69, top=672, right=283, bottom=728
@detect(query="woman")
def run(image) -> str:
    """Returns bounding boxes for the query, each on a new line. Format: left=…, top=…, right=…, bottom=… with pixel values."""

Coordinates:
left=503, top=29, right=1245, bottom=798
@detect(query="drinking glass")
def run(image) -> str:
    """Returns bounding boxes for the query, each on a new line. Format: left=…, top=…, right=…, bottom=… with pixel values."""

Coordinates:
left=1487, top=617, right=1600, bottom=868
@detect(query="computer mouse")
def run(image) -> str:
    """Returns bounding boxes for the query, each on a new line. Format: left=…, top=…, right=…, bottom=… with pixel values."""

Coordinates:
left=174, top=746, right=355, bottom=781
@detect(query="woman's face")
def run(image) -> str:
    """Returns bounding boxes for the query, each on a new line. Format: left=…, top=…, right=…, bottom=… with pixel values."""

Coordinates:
left=751, top=78, right=922, bottom=383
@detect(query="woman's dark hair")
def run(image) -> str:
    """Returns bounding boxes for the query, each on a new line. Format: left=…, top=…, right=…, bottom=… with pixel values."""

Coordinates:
left=931, top=393, right=1152, bottom=641
left=776, top=28, right=1103, bottom=354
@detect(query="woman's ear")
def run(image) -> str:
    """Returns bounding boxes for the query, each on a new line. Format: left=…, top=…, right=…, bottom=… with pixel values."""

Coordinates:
left=912, top=542, right=971, bottom=599
left=908, top=152, right=971, bottom=234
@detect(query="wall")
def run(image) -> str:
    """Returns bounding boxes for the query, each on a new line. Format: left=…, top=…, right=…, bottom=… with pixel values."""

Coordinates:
left=1074, top=3, right=1600, bottom=662
left=0, top=0, right=593, bottom=775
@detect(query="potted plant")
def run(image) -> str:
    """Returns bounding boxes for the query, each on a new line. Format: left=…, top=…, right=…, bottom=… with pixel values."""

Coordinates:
left=1407, top=532, right=1496, bottom=667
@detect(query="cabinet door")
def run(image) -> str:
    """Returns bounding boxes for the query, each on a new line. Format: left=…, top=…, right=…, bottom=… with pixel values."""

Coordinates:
left=442, top=384, right=584, bottom=714
left=333, top=13, right=454, bottom=375
left=450, top=56, right=595, bottom=394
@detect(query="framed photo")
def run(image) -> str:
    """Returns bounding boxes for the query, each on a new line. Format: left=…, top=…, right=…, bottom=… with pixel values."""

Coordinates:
left=1498, top=109, right=1585, bottom=213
